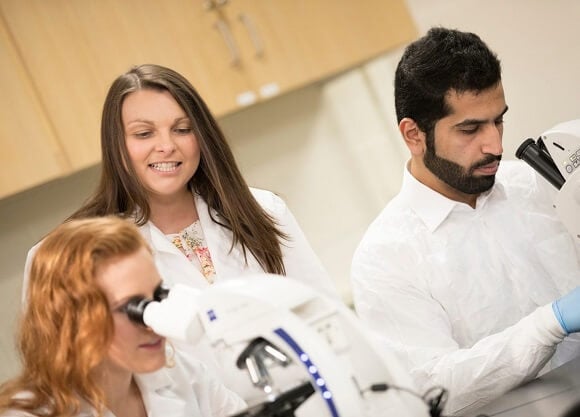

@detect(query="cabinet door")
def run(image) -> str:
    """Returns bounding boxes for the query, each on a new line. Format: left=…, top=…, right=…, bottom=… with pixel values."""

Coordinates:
left=0, top=0, right=254, bottom=171
left=0, top=16, right=69, bottom=199
left=0, top=0, right=416, bottom=189
left=221, top=0, right=417, bottom=102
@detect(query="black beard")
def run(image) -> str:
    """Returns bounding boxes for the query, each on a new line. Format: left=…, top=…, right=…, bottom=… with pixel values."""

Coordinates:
left=424, top=132, right=501, bottom=195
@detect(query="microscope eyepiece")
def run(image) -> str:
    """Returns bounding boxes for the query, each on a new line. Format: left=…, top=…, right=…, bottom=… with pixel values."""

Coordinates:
left=123, top=284, right=170, bottom=326
left=515, top=138, right=537, bottom=159
left=124, top=296, right=151, bottom=326
left=516, top=137, right=565, bottom=189
left=154, top=285, right=169, bottom=302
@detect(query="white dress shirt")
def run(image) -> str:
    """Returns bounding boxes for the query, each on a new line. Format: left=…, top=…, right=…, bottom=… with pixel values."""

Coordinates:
left=351, top=160, right=580, bottom=414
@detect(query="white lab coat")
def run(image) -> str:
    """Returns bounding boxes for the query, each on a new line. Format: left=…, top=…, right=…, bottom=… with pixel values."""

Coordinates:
left=139, top=187, right=338, bottom=297
left=351, top=161, right=580, bottom=414
left=22, top=187, right=337, bottom=397
left=133, top=354, right=246, bottom=417
left=2, top=353, right=246, bottom=417
left=23, top=188, right=337, bottom=299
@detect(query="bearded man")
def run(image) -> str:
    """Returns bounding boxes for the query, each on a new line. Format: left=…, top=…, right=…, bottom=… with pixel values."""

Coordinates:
left=350, top=27, right=580, bottom=415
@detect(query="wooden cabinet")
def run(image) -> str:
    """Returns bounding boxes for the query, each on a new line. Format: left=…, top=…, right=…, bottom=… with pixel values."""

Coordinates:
left=0, top=0, right=416, bottom=197
left=217, top=0, right=417, bottom=105
left=0, top=0, right=255, bottom=172
left=0, top=16, right=70, bottom=199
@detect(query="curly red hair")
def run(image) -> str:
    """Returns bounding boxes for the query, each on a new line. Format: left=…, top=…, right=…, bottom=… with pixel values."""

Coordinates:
left=0, top=216, right=150, bottom=416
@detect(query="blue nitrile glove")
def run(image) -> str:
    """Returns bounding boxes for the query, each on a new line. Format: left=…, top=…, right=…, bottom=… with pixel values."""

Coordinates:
left=552, top=286, right=580, bottom=334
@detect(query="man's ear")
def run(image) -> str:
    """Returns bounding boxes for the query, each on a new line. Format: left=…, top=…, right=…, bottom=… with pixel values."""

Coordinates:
left=399, top=118, right=426, bottom=156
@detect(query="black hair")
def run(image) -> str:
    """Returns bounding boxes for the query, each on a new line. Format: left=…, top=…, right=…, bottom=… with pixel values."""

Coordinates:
left=394, top=27, right=501, bottom=135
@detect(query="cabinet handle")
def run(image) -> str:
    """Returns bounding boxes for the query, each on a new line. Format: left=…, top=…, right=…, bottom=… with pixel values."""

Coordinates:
left=239, top=13, right=264, bottom=58
left=214, top=19, right=240, bottom=66
left=203, top=0, right=228, bottom=11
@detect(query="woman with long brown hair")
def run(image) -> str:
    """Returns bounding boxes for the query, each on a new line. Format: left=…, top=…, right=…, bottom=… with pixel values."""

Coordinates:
left=23, top=63, right=337, bottom=385
left=28, top=64, right=336, bottom=297
left=2, top=216, right=245, bottom=417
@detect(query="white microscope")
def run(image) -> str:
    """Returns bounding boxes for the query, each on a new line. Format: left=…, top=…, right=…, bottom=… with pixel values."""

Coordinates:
left=516, top=119, right=580, bottom=241
left=125, top=275, right=432, bottom=417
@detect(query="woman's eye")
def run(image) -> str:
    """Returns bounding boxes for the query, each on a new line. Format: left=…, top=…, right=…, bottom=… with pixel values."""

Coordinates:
left=114, top=303, right=129, bottom=314
left=134, top=131, right=152, bottom=139
left=174, top=127, right=192, bottom=135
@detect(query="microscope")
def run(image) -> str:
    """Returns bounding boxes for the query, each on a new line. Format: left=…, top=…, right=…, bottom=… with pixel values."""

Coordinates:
left=125, top=275, right=431, bottom=417
left=516, top=119, right=580, bottom=241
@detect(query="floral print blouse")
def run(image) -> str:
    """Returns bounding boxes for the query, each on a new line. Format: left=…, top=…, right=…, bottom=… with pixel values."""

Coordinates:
left=168, top=220, right=216, bottom=283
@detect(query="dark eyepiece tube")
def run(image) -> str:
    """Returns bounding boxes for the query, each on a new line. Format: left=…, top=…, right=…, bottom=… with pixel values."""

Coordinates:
left=124, top=296, right=151, bottom=326
left=123, top=285, right=169, bottom=326
left=515, top=138, right=565, bottom=190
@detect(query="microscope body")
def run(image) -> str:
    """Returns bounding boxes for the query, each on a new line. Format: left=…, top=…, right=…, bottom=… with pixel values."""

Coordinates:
left=517, top=119, right=580, bottom=241
left=542, top=120, right=580, bottom=241
left=143, top=275, right=429, bottom=417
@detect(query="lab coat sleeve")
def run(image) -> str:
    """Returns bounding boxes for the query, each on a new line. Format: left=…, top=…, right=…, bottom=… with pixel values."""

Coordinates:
left=351, top=239, right=567, bottom=415
left=253, top=189, right=340, bottom=300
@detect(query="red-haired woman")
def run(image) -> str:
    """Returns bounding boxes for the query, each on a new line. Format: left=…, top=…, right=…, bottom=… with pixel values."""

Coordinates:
left=1, top=217, right=245, bottom=417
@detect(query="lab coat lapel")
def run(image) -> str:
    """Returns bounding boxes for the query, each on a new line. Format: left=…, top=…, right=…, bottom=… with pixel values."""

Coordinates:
left=140, top=221, right=184, bottom=256
left=136, top=368, right=202, bottom=417
left=194, top=193, right=259, bottom=278
left=138, top=221, right=208, bottom=287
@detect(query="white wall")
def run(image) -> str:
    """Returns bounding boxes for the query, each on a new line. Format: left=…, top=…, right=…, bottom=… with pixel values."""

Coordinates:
left=1, top=0, right=579, bottom=381
left=221, top=0, right=580, bottom=302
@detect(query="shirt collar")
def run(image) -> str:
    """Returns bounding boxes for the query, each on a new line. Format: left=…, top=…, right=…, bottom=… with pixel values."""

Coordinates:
left=135, top=366, right=194, bottom=416
left=136, top=366, right=175, bottom=393
left=73, top=367, right=186, bottom=417
left=399, top=163, right=506, bottom=232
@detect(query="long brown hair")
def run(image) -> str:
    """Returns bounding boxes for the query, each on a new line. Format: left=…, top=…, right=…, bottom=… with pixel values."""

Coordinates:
left=69, top=64, right=287, bottom=274
left=0, top=217, right=149, bottom=417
